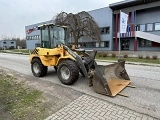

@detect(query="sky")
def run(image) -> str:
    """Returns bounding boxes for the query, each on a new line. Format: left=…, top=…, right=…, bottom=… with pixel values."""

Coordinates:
left=0, top=0, right=121, bottom=39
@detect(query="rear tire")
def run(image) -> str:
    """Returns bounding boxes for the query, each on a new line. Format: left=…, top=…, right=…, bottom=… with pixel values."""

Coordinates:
left=57, top=60, right=79, bottom=85
left=31, top=58, right=48, bottom=77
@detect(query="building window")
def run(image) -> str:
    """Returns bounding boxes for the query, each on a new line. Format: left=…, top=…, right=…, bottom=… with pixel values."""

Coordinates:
left=35, top=35, right=38, bottom=39
left=35, top=43, right=40, bottom=47
left=10, top=46, right=15, bottom=49
left=139, top=39, right=152, bottom=47
left=139, top=24, right=145, bottom=31
left=139, top=39, right=145, bottom=47
left=146, top=23, right=153, bottom=31
left=96, top=41, right=109, bottom=48
left=100, top=27, right=110, bottom=34
left=11, top=42, right=14, bottom=44
left=86, top=42, right=95, bottom=48
left=27, top=36, right=30, bottom=40
left=155, top=23, right=160, bottom=31
left=135, top=25, right=139, bottom=31
left=104, top=41, right=109, bottom=47
left=3, top=42, right=6, bottom=44
left=100, top=42, right=104, bottom=47
left=36, top=35, right=40, bottom=40
left=32, top=36, right=34, bottom=39
left=96, top=42, right=99, bottom=47
left=78, top=42, right=96, bottom=48
left=146, top=41, right=152, bottom=47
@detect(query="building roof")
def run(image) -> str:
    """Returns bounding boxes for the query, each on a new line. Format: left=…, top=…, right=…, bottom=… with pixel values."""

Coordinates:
left=37, top=23, right=67, bottom=30
left=109, top=0, right=159, bottom=10
left=0, top=39, right=16, bottom=42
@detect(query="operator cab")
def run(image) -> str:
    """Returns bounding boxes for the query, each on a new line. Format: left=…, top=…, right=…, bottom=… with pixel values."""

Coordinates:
left=38, top=23, right=67, bottom=48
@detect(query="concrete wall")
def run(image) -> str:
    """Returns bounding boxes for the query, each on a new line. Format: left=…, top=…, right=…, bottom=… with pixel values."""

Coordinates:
left=136, top=7, right=160, bottom=36
left=135, top=7, right=160, bottom=51
left=0, top=40, right=16, bottom=49
left=0, top=41, right=1, bottom=48
left=25, top=2, right=160, bottom=51
left=136, top=7, right=160, bottom=24
left=112, top=2, right=160, bottom=51
left=88, top=7, right=113, bottom=50
left=25, top=21, right=51, bottom=49
left=25, top=21, right=51, bottom=37
left=25, top=8, right=113, bottom=51
left=113, top=1, right=160, bottom=14
left=138, top=46, right=160, bottom=51
left=26, top=40, right=40, bottom=50
left=129, top=39, right=134, bottom=51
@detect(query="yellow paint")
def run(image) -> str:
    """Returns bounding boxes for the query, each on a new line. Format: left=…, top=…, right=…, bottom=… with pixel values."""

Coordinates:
left=30, top=46, right=75, bottom=67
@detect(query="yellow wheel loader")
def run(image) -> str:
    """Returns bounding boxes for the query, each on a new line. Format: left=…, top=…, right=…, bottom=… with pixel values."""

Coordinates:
left=30, top=23, right=131, bottom=97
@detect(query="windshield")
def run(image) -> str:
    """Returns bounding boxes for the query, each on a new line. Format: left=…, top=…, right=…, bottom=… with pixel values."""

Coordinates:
left=50, top=26, right=65, bottom=48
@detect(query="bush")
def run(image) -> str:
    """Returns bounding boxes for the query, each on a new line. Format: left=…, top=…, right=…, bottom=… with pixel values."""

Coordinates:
left=152, top=55, right=158, bottom=60
left=124, top=54, right=128, bottom=58
left=98, top=52, right=102, bottom=57
left=102, top=52, right=108, bottom=57
left=138, top=55, right=143, bottom=59
left=9, top=46, right=15, bottom=49
left=112, top=53, right=116, bottom=58
left=146, top=55, right=150, bottom=60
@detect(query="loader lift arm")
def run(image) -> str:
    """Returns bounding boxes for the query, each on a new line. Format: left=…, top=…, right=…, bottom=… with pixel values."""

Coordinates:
left=63, top=45, right=97, bottom=79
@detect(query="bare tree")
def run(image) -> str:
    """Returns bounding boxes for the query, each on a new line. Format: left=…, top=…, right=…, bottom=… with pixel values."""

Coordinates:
left=55, top=11, right=101, bottom=46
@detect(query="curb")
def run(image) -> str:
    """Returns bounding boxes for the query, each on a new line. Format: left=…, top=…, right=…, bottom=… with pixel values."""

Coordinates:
left=0, top=51, right=30, bottom=55
left=1, top=52, right=159, bottom=67
left=95, top=59, right=160, bottom=67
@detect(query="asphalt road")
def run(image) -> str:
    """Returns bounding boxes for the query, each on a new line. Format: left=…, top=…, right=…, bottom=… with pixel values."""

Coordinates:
left=0, top=53, right=160, bottom=119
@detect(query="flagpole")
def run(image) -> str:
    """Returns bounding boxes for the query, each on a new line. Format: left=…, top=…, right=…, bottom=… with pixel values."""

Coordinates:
left=118, top=10, right=121, bottom=60
left=118, top=10, right=128, bottom=61
left=118, top=33, right=121, bottom=60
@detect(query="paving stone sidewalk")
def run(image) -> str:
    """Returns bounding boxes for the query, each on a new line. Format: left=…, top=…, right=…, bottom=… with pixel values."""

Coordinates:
left=45, top=95, right=157, bottom=120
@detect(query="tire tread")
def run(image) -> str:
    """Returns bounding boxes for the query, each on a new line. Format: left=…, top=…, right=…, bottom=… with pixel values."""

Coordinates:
left=57, top=60, right=79, bottom=85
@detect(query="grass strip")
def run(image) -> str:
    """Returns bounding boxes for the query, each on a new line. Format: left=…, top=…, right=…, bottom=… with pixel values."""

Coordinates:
left=0, top=72, right=48, bottom=120
left=96, top=56, right=160, bottom=64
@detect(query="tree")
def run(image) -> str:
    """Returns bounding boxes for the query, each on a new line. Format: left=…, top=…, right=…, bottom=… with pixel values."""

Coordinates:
left=55, top=11, right=101, bottom=46
left=1, top=35, right=26, bottom=49
left=11, top=37, right=26, bottom=49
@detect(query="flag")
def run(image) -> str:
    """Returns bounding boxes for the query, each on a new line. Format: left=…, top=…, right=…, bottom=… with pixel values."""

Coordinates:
left=27, top=29, right=33, bottom=34
left=120, top=11, right=128, bottom=33
left=33, top=26, right=38, bottom=30
left=26, top=26, right=38, bottom=34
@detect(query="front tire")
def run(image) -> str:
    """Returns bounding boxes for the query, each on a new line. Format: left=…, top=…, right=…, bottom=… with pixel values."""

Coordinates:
left=31, top=58, right=48, bottom=77
left=57, top=60, right=79, bottom=85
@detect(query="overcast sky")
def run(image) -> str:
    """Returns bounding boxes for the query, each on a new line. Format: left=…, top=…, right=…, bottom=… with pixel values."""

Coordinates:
left=0, top=0, right=121, bottom=39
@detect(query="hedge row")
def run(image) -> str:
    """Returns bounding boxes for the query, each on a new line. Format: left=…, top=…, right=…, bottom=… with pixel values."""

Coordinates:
left=98, top=52, right=158, bottom=60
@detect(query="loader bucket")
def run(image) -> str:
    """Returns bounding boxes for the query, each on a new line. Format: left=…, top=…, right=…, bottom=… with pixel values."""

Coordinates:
left=92, top=61, right=131, bottom=97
